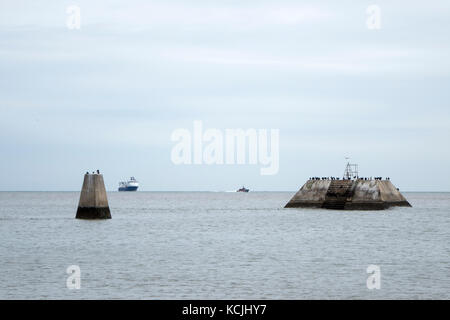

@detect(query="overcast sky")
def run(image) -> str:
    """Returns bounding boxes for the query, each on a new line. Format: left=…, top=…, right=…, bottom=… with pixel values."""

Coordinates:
left=1, top=0, right=449, bottom=191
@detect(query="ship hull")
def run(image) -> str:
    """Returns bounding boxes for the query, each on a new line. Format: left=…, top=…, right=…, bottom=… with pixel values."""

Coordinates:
left=118, top=186, right=138, bottom=192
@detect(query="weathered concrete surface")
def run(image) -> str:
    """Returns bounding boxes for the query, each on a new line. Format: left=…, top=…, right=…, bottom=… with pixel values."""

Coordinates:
left=322, top=180, right=354, bottom=209
left=346, top=180, right=411, bottom=209
left=284, top=180, right=331, bottom=208
left=378, top=180, right=410, bottom=204
left=346, top=180, right=383, bottom=210
left=285, top=179, right=411, bottom=210
left=76, top=174, right=111, bottom=219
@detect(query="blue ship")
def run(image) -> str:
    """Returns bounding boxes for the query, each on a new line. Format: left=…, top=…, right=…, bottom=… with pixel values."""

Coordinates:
left=118, top=177, right=139, bottom=191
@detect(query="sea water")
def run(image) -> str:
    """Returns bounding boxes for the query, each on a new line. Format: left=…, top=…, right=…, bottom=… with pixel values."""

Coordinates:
left=0, top=192, right=448, bottom=299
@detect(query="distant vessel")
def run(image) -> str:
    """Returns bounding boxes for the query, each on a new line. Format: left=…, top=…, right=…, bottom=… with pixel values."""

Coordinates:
left=237, top=186, right=249, bottom=192
left=118, top=177, right=139, bottom=192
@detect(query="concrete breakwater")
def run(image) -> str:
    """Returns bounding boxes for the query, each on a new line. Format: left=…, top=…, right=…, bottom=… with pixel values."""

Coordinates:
left=285, top=179, right=411, bottom=210
left=76, top=173, right=111, bottom=219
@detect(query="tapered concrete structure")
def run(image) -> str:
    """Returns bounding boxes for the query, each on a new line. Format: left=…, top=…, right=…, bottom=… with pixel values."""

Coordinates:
left=285, top=179, right=411, bottom=210
left=76, top=173, right=111, bottom=219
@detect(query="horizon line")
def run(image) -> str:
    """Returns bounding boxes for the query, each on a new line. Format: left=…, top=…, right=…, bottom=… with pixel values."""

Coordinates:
left=0, top=190, right=449, bottom=193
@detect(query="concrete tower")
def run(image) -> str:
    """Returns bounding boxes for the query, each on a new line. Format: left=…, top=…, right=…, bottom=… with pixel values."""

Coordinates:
left=76, top=173, right=111, bottom=219
left=285, top=163, right=412, bottom=210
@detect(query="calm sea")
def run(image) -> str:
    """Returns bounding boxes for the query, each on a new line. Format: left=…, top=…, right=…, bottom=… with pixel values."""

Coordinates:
left=0, top=191, right=448, bottom=299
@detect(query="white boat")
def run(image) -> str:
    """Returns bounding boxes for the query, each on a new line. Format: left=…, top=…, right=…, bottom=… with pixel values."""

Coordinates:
left=118, top=177, right=139, bottom=191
